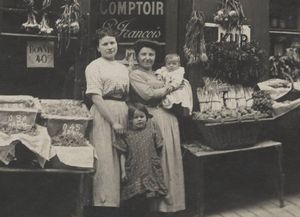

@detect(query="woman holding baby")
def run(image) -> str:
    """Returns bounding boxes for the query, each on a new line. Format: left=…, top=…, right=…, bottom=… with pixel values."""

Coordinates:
left=129, top=39, right=190, bottom=214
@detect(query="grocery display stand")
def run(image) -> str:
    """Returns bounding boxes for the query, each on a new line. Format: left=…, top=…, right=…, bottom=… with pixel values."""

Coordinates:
left=182, top=140, right=284, bottom=217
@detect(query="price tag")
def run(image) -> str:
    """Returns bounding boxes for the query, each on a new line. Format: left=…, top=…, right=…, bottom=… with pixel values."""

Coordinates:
left=27, top=41, right=54, bottom=68
left=62, top=123, right=83, bottom=137
left=8, top=114, right=29, bottom=129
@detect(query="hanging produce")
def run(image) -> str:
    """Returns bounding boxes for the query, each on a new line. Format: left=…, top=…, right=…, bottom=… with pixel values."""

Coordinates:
left=55, top=0, right=81, bottom=53
left=214, top=0, right=246, bottom=31
left=183, top=10, right=208, bottom=65
left=39, top=0, right=53, bottom=34
left=21, top=0, right=40, bottom=33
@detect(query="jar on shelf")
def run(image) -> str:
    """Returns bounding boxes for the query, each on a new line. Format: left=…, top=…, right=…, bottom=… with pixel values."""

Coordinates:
left=279, top=19, right=286, bottom=29
left=270, top=17, right=278, bottom=28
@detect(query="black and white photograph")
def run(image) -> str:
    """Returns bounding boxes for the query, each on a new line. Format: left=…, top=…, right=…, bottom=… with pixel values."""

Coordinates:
left=0, top=0, right=300, bottom=217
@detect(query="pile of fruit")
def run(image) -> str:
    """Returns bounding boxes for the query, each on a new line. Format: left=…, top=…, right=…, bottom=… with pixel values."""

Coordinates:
left=41, top=100, right=90, bottom=118
left=193, top=107, right=268, bottom=122
left=51, top=134, right=89, bottom=147
left=252, top=91, right=273, bottom=116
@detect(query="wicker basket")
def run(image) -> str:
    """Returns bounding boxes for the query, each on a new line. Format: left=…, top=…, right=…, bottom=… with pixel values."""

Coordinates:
left=40, top=99, right=92, bottom=137
left=0, top=96, right=40, bottom=130
left=194, top=118, right=273, bottom=150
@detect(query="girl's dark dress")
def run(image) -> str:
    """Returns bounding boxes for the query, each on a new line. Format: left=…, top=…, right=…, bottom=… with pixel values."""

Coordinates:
left=115, top=121, right=167, bottom=201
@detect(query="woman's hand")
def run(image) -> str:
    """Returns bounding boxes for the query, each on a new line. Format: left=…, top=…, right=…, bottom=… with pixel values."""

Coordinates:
left=112, top=123, right=125, bottom=136
left=121, top=171, right=128, bottom=183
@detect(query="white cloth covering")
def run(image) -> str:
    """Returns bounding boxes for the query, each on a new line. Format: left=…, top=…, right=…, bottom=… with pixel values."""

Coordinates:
left=50, top=144, right=95, bottom=168
left=0, top=125, right=51, bottom=167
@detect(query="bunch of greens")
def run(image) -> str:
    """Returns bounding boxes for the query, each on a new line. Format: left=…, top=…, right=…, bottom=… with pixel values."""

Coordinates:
left=269, top=55, right=300, bottom=81
left=205, top=41, right=267, bottom=86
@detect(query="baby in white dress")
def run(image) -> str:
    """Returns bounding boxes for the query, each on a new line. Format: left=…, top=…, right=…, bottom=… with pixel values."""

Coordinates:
left=155, top=54, right=193, bottom=115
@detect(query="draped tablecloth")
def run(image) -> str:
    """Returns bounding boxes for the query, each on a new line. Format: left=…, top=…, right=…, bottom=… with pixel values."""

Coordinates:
left=0, top=125, right=51, bottom=166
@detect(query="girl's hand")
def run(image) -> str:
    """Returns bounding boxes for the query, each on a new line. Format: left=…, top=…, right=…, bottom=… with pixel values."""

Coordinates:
left=112, top=123, right=125, bottom=136
left=121, top=172, right=128, bottom=183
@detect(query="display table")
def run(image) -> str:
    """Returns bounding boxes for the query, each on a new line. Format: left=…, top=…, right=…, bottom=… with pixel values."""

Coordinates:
left=182, top=140, right=284, bottom=217
left=0, top=167, right=95, bottom=217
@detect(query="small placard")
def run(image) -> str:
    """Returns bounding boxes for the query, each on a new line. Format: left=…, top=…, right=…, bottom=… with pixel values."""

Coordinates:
left=7, top=114, right=29, bottom=129
left=27, top=41, right=54, bottom=68
left=205, top=23, right=251, bottom=45
left=62, top=123, right=84, bottom=137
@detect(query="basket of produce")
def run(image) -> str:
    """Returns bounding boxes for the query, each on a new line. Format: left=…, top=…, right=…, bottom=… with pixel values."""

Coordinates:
left=0, top=95, right=40, bottom=131
left=192, top=107, right=273, bottom=150
left=40, top=99, right=92, bottom=137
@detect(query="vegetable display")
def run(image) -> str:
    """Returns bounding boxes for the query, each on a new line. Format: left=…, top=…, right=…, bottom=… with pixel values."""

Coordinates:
left=183, top=10, right=208, bottom=65
left=205, top=41, right=267, bottom=86
left=41, top=100, right=90, bottom=118
left=0, top=124, right=37, bottom=136
left=251, top=90, right=273, bottom=116
left=51, top=134, right=89, bottom=147
left=192, top=107, right=267, bottom=122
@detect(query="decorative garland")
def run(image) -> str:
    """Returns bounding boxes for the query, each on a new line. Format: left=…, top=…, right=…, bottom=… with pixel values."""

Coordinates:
left=183, top=10, right=208, bottom=65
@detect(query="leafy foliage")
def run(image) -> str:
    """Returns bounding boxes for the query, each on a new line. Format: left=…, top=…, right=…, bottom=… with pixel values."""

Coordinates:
left=204, top=41, right=267, bottom=86
left=269, top=54, right=300, bottom=81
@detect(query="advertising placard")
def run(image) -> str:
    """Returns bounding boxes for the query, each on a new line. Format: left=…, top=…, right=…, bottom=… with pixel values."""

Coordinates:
left=27, top=41, right=54, bottom=68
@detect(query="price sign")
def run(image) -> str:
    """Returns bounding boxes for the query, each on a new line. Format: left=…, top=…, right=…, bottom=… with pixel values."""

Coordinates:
left=62, top=123, right=83, bottom=137
left=8, top=114, right=29, bottom=129
left=204, top=23, right=251, bottom=46
left=27, top=41, right=54, bottom=68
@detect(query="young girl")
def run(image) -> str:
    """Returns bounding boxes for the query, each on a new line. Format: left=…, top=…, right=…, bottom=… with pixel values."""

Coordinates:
left=114, top=104, right=167, bottom=217
left=155, top=53, right=193, bottom=115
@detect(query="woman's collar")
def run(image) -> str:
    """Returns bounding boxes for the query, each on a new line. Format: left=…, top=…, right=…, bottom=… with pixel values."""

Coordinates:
left=137, top=66, right=153, bottom=74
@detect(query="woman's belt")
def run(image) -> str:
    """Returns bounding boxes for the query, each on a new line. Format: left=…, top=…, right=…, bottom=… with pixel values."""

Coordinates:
left=102, top=96, right=127, bottom=101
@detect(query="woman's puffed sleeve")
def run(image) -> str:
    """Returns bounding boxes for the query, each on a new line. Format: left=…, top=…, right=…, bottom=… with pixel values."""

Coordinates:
left=151, top=121, right=164, bottom=150
left=113, top=136, right=128, bottom=154
left=130, top=71, right=166, bottom=101
left=85, top=64, right=103, bottom=96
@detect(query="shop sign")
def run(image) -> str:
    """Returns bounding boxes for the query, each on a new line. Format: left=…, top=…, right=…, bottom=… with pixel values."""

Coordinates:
left=97, top=0, right=165, bottom=43
left=26, top=41, right=54, bottom=68
left=205, top=23, right=251, bottom=45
